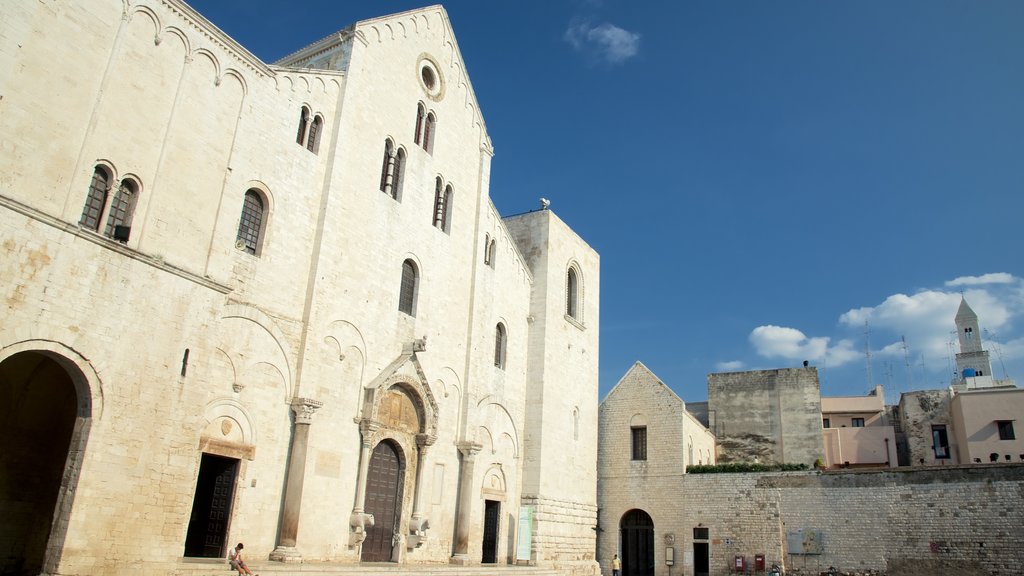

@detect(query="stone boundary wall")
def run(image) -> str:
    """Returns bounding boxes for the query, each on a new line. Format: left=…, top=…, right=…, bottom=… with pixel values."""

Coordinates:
left=600, top=465, right=1024, bottom=576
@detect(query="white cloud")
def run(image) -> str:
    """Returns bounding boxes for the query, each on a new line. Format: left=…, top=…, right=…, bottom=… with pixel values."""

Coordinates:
left=945, top=273, right=1015, bottom=287
left=716, top=360, right=745, bottom=371
left=749, top=326, right=862, bottom=368
left=564, top=20, right=640, bottom=64
left=750, top=325, right=828, bottom=361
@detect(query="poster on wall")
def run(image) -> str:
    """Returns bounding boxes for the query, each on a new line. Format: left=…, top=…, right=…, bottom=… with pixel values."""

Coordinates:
left=786, top=528, right=824, bottom=555
left=516, top=505, right=534, bottom=563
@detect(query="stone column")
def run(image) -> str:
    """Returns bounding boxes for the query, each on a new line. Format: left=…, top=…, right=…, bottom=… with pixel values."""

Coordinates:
left=408, top=433, right=436, bottom=548
left=349, top=419, right=379, bottom=547
left=450, top=441, right=482, bottom=565
left=270, top=397, right=322, bottom=562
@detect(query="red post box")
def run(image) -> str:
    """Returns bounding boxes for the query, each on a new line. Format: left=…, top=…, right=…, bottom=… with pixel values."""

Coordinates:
left=755, top=554, right=765, bottom=571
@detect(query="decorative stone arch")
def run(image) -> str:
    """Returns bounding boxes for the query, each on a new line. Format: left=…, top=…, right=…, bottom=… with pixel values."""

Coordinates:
left=199, top=398, right=257, bottom=460
left=480, top=464, right=507, bottom=500
left=362, top=374, right=438, bottom=442
left=0, top=340, right=103, bottom=574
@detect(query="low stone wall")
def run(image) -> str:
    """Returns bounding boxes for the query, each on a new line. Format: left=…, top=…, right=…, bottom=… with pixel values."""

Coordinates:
left=598, top=464, right=1024, bottom=576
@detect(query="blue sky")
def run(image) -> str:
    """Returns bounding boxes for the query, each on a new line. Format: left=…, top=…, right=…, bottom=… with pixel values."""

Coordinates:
left=189, top=0, right=1024, bottom=403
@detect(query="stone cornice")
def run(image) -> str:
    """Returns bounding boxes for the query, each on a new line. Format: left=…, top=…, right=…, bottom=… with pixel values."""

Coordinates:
left=0, top=193, right=231, bottom=294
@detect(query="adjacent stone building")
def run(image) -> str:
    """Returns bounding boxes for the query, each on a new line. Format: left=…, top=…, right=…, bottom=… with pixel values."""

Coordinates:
left=0, top=2, right=599, bottom=575
left=706, top=367, right=824, bottom=465
left=597, top=363, right=716, bottom=576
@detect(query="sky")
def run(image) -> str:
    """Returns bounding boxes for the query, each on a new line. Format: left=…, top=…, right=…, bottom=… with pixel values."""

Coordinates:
left=187, top=0, right=1024, bottom=404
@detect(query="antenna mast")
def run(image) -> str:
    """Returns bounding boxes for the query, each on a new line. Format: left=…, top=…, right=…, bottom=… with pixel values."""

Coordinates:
left=902, top=336, right=913, bottom=391
left=864, top=321, right=874, bottom=390
left=985, top=329, right=1010, bottom=379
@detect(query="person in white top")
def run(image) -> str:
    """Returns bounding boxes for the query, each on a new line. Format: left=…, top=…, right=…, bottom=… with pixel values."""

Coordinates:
left=228, top=542, right=256, bottom=576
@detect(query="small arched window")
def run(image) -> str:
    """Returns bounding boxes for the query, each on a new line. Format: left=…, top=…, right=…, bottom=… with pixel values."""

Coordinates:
left=379, top=140, right=394, bottom=193
left=379, top=140, right=405, bottom=201
left=423, top=112, right=436, bottom=153
left=399, top=259, right=418, bottom=316
left=487, top=238, right=496, bottom=268
left=432, top=177, right=445, bottom=229
left=103, top=178, right=138, bottom=242
left=236, top=189, right=265, bottom=255
left=306, top=115, right=323, bottom=154
left=494, top=323, right=507, bottom=369
left=296, top=106, right=310, bottom=145
left=414, top=103, right=426, bottom=145
left=483, top=234, right=491, bottom=265
left=566, top=266, right=580, bottom=320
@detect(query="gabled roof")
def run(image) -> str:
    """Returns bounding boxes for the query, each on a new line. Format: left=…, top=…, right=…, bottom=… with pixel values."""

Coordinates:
left=601, top=361, right=683, bottom=406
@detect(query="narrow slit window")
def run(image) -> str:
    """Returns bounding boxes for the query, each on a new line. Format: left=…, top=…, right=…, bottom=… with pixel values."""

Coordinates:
left=494, top=323, right=507, bottom=369
left=414, top=103, right=425, bottom=145
left=432, top=177, right=445, bottom=229
left=307, top=115, right=323, bottom=154
left=566, top=267, right=580, bottom=320
left=296, top=107, right=310, bottom=145
left=423, top=112, right=436, bottom=152
left=379, top=140, right=394, bottom=193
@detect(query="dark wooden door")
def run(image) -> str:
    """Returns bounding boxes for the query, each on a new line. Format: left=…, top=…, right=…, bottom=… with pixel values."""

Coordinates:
left=694, top=542, right=710, bottom=576
left=482, top=500, right=500, bottom=563
left=620, top=509, right=654, bottom=576
left=184, top=454, right=238, bottom=558
left=361, top=441, right=403, bottom=562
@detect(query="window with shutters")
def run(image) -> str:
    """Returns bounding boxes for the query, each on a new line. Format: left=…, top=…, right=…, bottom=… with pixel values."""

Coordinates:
left=423, top=112, right=436, bottom=153
left=414, top=103, right=425, bottom=145
left=399, top=259, right=418, bottom=316
left=236, top=189, right=266, bottom=256
left=103, top=179, right=138, bottom=242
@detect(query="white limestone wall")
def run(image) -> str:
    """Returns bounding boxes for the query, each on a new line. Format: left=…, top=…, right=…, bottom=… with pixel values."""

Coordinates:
left=506, top=210, right=600, bottom=573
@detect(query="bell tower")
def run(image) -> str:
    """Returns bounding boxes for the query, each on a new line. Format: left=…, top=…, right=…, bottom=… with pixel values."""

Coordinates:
left=953, top=297, right=994, bottom=387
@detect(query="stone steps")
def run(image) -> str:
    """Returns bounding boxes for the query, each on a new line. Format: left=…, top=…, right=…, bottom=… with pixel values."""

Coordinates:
left=173, top=560, right=563, bottom=576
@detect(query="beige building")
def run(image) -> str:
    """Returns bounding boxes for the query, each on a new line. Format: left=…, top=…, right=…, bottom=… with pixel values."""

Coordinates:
left=820, top=385, right=897, bottom=469
left=597, top=363, right=716, bottom=576
left=0, top=2, right=599, bottom=575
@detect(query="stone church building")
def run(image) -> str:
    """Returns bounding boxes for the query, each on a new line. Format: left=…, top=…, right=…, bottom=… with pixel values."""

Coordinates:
left=0, top=2, right=600, bottom=575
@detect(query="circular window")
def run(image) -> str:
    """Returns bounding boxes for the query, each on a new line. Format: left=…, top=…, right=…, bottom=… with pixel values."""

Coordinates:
left=417, top=55, right=444, bottom=101
left=421, top=66, right=436, bottom=91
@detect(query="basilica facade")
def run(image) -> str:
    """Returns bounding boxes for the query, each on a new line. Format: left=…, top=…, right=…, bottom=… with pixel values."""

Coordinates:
left=0, top=2, right=599, bottom=574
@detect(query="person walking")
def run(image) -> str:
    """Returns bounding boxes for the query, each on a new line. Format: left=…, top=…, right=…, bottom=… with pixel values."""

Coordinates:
left=228, top=543, right=257, bottom=576
left=612, top=553, right=621, bottom=576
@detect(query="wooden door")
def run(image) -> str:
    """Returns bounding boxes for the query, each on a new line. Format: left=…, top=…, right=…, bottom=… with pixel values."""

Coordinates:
left=620, top=509, right=654, bottom=576
left=361, top=441, right=403, bottom=562
left=482, top=500, right=500, bottom=563
left=184, top=454, right=238, bottom=558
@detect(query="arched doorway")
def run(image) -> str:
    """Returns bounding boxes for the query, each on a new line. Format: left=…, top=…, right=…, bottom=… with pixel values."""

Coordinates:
left=361, top=440, right=404, bottom=562
left=0, top=351, right=83, bottom=575
left=620, top=509, right=654, bottom=576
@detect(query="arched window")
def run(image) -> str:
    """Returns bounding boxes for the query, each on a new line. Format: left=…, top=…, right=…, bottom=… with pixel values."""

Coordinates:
left=494, top=323, right=507, bottom=369
left=566, top=266, right=581, bottom=320
left=432, top=177, right=445, bottom=229
left=483, top=234, right=491, bottom=265
left=379, top=140, right=393, bottom=193
left=296, top=106, right=310, bottom=145
left=306, top=115, right=323, bottom=154
left=392, top=148, right=405, bottom=201
left=103, top=178, right=138, bottom=242
left=399, top=259, right=418, bottom=316
left=487, top=238, right=496, bottom=268
left=414, top=103, right=425, bottom=145
left=423, top=112, right=436, bottom=153
left=236, top=189, right=265, bottom=255
left=79, top=166, right=111, bottom=231
left=441, top=184, right=453, bottom=232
